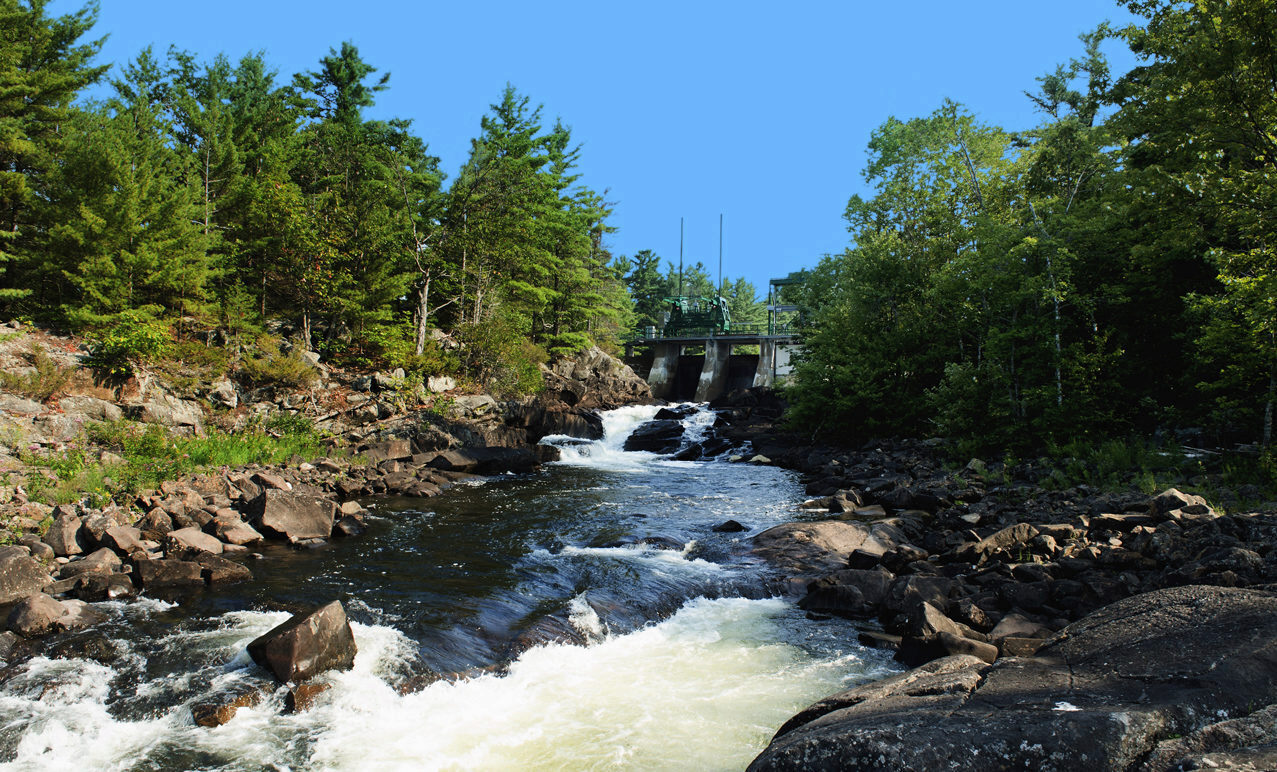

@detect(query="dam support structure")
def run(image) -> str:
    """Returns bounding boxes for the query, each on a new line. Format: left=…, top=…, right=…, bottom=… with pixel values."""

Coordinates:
left=632, top=335, right=799, bottom=402
left=694, top=340, right=732, bottom=402
left=647, top=342, right=681, bottom=400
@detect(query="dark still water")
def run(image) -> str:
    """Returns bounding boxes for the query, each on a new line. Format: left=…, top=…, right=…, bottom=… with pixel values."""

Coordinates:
left=0, top=406, right=895, bottom=771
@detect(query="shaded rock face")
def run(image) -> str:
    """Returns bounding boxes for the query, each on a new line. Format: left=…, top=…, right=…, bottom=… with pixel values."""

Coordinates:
left=0, top=547, right=52, bottom=604
left=543, top=345, right=652, bottom=410
left=247, top=600, right=357, bottom=683
left=621, top=419, right=684, bottom=454
left=750, top=585, right=1277, bottom=772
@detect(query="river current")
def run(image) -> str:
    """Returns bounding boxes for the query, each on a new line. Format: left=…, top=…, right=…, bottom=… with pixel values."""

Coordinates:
left=0, top=405, right=896, bottom=771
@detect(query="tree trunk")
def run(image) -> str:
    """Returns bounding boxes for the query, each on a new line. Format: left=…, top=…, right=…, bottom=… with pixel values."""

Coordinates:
left=414, top=271, right=431, bottom=356
left=1265, top=354, right=1275, bottom=449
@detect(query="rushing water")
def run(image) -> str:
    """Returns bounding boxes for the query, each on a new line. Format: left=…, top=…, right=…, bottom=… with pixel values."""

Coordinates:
left=0, top=405, right=897, bottom=771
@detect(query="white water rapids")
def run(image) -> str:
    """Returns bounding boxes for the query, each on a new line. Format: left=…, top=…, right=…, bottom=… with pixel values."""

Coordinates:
left=0, top=404, right=897, bottom=771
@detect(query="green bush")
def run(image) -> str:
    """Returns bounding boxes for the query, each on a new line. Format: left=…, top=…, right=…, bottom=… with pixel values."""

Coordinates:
left=88, top=310, right=172, bottom=376
left=0, top=344, right=75, bottom=403
left=456, top=314, right=546, bottom=397
left=240, top=340, right=318, bottom=389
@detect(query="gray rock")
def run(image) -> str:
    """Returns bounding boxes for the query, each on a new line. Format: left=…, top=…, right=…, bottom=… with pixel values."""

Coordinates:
left=0, top=546, right=53, bottom=604
left=753, top=521, right=904, bottom=580
left=6, top=593, right=107, bottom=636
left=208, top=379, right=238, bottom=409
left=751, top=585, right=1277, bottom=772
left=0, top=394, right=45, bottom=415
left=43, top=514, right=84, bottom=557
left=247, top=600, right=358, bottom=683
left=246, top=490, right=336, bottom=543
left=166, top=527, right=224, bottom=555
left=100, top=526, right=144, bottom=554
left=134, top=558, right=204, bottom=590
left=58, top=395, right=123, bottom=422
left=58, top=548, right=122, bottom=579
left=210, top=515, right=263, bottom=546
left=426, top=375, right=456, bottom=393
left=136, top=394, right=204, bottom=432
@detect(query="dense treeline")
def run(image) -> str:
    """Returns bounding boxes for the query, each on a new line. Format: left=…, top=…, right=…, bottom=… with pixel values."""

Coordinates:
left=787, top=0, right=1277, bottom=454
left=0, top=0, right=652, bottom=392
left=0, top=0, right=770, bottom=394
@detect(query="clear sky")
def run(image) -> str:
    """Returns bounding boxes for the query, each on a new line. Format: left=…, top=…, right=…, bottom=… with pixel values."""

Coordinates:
left=56, top=0, right=1137, bottom=295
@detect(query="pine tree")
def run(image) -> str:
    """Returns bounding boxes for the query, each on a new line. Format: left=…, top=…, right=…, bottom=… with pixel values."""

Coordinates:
left=0, top=0, right=105, bottom=310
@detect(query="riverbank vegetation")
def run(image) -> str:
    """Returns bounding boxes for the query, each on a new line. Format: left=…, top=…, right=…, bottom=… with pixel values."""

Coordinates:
left=2, top=0, right=1274, bottom=477
left=785, top=0, right=1277, bottom=468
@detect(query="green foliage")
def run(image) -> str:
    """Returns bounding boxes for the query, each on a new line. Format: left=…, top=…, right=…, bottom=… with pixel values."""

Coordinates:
left=239, top=340, right=318, bottom=389
left=86, top=309, right=172, bottom=376
left=456, top=312, right=546, bottom=397
left=35, top=419, right=325, bottom=504
left=0, top=344, right=75, bottom=402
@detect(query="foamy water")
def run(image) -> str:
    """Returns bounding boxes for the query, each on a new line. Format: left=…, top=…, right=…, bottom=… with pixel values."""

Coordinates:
left=0, top=404, right=897, bottom=770
left=0, top=597, right=892, bottom=772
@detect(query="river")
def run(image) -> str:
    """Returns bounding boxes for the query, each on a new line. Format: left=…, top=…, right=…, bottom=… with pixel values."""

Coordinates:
left=0, top=405, right=897, bottom=771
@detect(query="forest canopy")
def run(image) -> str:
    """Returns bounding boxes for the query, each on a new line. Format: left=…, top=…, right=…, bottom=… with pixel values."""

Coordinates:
left=784, top=0, right=1277, bottom=453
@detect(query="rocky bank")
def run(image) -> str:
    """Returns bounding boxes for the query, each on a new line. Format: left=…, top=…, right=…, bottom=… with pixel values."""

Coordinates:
left=708, top=388, right=1277, bottom=770
left=0, top=327, right=654, bottom=702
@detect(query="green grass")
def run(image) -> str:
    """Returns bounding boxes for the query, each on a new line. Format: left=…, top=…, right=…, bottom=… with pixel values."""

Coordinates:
left=1026, top=436, right=1277, bottom=509
left=25, top=417, right=327, bottom=505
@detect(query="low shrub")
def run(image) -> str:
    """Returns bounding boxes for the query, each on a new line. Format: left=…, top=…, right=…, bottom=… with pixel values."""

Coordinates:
left=0, top=344, right=75, bottom=403
left=87, top=310, right=172, bottom=377
left=240, top=341, right=318, bottom=389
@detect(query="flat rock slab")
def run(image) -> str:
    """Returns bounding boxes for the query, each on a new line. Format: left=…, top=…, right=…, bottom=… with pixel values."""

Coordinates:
left=751, top=585, right=1277, bottom=771
left=752, top=521, right=905, bottom=580
left=247, top=600, right=357, bottom=683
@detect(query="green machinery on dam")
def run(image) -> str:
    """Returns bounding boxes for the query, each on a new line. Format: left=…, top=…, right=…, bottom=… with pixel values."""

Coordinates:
left=625, top=274, right=803, bottom=402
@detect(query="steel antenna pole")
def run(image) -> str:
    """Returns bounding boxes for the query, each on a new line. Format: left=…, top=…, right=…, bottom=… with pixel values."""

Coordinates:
left=679, top=217, right=684, bottom=296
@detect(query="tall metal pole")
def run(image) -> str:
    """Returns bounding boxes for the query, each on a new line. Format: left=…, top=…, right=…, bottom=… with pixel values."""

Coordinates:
left=679, top=217, right=684, bottom=296
left=718, top=213, right=723, bottom=295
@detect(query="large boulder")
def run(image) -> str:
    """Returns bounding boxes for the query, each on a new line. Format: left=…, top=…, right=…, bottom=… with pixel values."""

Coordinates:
left=753, top=521, right=905, bottom=580
left=247, top=600, right=358, bottom=683
left=750, top=585, right=1277, bottom=771
left=543, top=345, right=652, bottom=409
left=135, top=394, right=204, bottom=433
left=58, top=395, right=123, bottom=423
left=166, top=527, right=224, bottom=555
left=246, top=490, right=337, bottom=543
left=134, top=558, right=205, bottom=591
left=42, top=514, right=84, bottom=557
left=622, top=419, right=684, bottom=453
left=0, top=546, right=53, bottom=604
left=6, top=594, right=106, bottom=637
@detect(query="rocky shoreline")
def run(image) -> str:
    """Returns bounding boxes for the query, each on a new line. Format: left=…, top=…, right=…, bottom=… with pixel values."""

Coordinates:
left=0, top=343, right=656, bottom=684
left=708, top=389, right=1277, bottom=770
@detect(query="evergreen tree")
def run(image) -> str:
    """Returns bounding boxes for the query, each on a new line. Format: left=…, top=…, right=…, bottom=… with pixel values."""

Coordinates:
left=624, top=249, right=672, bottom=330
left=48, top=50, right=208, bottom=328
left=0, top=0, right=105, bottom=310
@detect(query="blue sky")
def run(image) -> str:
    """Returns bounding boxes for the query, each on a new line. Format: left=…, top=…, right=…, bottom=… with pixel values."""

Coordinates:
left=57, top=0, right=1137, bottom=295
